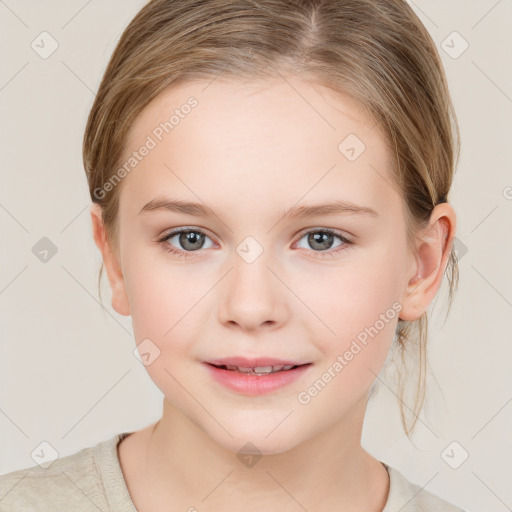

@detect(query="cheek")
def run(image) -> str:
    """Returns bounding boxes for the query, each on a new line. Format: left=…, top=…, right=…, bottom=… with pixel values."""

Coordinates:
left=293, top=266, right=400, bottom=419
left=122, top=246, right=178, bottom=336
left=123, top=251, right=217, bottom=362
left=301, top=255, right=402, bottom=337
left=123, top=260, right=209, bottom=401
left=293, top=254, right=402, bottom=385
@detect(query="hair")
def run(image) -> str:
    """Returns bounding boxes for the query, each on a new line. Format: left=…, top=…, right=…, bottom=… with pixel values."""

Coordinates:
left=83, top=0, right=460, bottom=437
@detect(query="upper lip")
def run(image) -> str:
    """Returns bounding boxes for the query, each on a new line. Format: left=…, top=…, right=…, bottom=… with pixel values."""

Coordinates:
left=205, top=357, right=310, bottom=368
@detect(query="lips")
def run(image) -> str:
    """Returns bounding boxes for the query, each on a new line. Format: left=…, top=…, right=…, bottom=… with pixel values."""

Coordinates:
left=203, top=356, right=312, bottom=395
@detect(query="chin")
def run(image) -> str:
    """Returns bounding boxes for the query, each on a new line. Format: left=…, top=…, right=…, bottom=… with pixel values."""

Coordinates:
left=205, top=420, right=304, bottom=456
left=220, top=435, right=299, bottom=456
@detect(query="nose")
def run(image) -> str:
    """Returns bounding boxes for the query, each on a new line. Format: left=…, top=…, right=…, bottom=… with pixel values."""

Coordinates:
left=217, top=251, right=289, bottom=332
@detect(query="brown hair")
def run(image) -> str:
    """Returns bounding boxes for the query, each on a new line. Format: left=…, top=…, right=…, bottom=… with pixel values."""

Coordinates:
left=83, top=0, right=460, bottom=437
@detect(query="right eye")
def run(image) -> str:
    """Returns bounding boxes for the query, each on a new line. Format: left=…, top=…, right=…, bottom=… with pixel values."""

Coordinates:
left=159, top=227, right=215, bottom=257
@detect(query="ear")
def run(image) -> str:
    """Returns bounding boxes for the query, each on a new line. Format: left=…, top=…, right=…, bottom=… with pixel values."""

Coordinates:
left=399, top=203, right=457, bottom=322
left=90, top=203, right=130, bottom=316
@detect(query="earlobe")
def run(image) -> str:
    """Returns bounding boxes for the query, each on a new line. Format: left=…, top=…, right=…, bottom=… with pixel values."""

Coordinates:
left=398, top=268, right=427, bottom=322
left=90, top=203, right=131, bottom=316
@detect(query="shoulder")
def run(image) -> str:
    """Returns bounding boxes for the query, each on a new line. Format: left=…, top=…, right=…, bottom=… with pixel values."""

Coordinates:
left=383, top=463, right=466, bottom=512
left=0, top=433, right=134, bottom=512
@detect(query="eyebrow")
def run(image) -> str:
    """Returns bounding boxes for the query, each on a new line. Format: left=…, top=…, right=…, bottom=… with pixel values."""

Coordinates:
left=139, top=197, right=379, bottom=219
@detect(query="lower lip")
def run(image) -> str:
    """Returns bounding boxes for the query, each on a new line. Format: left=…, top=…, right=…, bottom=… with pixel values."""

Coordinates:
left=203, top=363, right=312, bottom=395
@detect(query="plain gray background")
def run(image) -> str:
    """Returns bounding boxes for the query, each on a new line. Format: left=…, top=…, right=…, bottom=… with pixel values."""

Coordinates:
left=1, top=1, right=511, bottom=510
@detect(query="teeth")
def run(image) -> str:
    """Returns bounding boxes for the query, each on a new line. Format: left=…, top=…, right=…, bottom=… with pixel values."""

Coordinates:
left=220, top=364, right=297, bottom=374
left=253, top=366, right=274, bottom=373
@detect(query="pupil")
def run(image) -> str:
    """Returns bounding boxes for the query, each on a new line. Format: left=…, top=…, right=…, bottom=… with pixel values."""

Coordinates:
left=309, top=232, right=333, bottom=250
left=180, top=231, right=204, bottom=251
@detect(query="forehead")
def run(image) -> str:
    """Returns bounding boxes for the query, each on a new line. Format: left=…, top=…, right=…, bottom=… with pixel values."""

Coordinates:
left=118, top=75, right=401, bottom=222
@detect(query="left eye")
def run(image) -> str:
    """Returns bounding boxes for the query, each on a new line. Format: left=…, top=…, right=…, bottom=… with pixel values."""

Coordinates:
left=294, top=228, right=351, bottom=255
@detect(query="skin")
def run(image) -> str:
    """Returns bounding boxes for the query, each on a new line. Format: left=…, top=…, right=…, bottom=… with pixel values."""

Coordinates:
left=91, top=75, right=456, bottom=511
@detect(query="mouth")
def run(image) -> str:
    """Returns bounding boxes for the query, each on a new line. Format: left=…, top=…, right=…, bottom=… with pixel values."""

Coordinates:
left=207, top=363, right=304, bottom=375
left=202, top=358, right=313, bottom=395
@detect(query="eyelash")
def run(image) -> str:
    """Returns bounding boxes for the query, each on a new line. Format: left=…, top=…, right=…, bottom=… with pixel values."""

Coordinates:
left=158, top=227, right=353, bottom=259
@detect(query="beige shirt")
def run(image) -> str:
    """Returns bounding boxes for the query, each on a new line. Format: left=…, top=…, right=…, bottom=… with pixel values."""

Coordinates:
left=0, top=432, right=465, bottom=511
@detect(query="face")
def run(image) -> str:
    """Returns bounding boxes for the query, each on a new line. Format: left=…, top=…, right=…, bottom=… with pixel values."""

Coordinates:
left=99, top=76, right=421, bottom=454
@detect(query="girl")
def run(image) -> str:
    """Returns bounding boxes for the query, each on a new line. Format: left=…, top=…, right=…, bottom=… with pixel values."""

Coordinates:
left=0, top=0, right=465, bottom=510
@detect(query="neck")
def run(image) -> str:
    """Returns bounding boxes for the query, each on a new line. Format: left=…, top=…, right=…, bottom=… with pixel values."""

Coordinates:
left=124, top=396, right=390, bottom=511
